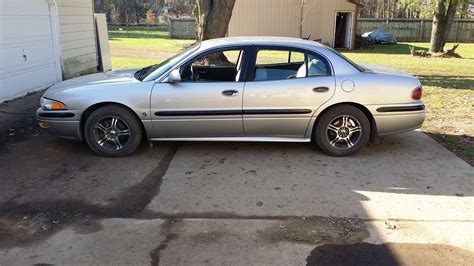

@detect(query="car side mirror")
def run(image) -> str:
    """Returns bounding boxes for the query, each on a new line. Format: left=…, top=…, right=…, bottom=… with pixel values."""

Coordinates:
left=168, top=69, right=181, bottom=83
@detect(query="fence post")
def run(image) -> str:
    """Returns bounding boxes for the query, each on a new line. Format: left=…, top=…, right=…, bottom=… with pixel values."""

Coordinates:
left=386, top=19, right=390, bottom=32
left=454, top=20, right=459, bottom=43
left=419, top=20, right=424, bottom=42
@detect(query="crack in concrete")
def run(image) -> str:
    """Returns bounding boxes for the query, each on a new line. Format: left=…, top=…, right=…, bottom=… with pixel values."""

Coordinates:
left=149, top=219, right=180, bottom=266
left=0, top=110, right=32, bottom=115
left=133, top=211, right=474, bottom=223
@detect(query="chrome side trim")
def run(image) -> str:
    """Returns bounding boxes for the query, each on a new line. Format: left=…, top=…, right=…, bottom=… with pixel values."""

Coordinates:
left=154, top=109, right=313, bottom=117
left=150, top=137, right=311, bottom=143
left=376, top=104, right=425, bottom=113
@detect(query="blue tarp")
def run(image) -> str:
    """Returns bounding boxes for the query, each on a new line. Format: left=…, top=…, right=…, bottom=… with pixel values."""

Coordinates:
left=362, top=29, right=397, bottom=44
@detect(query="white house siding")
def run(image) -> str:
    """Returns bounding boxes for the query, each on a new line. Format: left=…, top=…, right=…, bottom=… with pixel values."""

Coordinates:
left=57, top=0, right=98, bottom=79
left=228, top=0, right=357, bottom=48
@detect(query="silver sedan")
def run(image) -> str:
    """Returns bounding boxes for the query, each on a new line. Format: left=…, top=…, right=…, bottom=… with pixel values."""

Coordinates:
left=37, top=37, right=425, bottom=157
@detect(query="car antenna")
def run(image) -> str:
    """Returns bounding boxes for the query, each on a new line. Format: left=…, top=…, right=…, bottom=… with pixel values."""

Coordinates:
left=303, top=34, right=311, bottom=40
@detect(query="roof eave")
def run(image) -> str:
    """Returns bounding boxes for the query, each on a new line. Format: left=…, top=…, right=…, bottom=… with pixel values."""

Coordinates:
left=348, top=0, right=364, bottom=7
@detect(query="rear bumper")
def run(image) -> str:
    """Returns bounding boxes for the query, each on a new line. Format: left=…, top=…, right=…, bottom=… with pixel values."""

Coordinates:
left=36, top=108, right=82, bottom=140
left=370, top=103, right=426, bottom=136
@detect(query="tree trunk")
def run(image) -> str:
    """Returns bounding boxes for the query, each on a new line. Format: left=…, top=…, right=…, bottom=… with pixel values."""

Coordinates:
left=299, top=0, right=304, bottom=38
left=430, top=0, right=447, bottom=53
left=429, top=0, right=458, bottom=53
left=442, top=0, right=458, bottom=45
left=195, top=0, right=236, bottom=41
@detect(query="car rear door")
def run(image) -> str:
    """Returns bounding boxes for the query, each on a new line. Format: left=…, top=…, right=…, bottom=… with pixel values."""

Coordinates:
left=149, top=47, right=248, bottom=138
left=242, top=46, right=336, bottom=138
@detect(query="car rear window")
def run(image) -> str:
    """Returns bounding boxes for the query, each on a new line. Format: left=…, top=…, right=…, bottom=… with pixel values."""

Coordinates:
left=324, top=46, right=366, bottom=72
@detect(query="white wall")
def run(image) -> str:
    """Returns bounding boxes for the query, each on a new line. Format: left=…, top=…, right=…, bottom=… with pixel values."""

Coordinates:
left=56, top=0, right=98, bottom=79
left=0, top=0, right=60, bottom=102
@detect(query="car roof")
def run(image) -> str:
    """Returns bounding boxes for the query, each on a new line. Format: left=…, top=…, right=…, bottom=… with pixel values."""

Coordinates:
left=199, top=36, right=325, bottom=50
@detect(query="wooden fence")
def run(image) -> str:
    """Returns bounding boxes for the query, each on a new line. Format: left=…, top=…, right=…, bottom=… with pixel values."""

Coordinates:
left=107, top=19, right=474, bottom=43
left=357, top=19, right=474, bottom=43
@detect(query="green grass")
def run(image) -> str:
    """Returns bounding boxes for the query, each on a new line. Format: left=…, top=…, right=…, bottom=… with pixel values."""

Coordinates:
left=111, top=56, right=161, bottom=70
left=110, top=37, right=194, bottom=53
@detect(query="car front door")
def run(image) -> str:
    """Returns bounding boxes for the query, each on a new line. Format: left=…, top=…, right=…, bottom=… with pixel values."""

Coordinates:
left=150, top=47, right=248, bottom=138
left=242, top=47, right=336, bottom=138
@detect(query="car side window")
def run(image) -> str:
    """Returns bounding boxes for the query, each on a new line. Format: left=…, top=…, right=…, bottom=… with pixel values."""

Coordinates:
left=181, top=49, right=244, bottom=82
left=252, top=48, right=331, bottom=81
left=254, top=49, right=305, bottom=81
left=307, top=53, right=331, bottom=77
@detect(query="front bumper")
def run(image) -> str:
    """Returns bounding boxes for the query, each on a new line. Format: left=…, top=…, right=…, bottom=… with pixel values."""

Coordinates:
left=36, top=108, right=82, bottom=140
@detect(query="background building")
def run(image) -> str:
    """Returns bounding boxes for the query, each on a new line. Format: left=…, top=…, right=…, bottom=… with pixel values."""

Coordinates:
left=228, top=0, right=361, bottom=49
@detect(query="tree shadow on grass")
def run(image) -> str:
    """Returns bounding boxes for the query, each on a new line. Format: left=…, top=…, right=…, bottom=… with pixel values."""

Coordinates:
left=109, top=33, right=171, bottom=39
left=417, top=75, right=474, bottom=90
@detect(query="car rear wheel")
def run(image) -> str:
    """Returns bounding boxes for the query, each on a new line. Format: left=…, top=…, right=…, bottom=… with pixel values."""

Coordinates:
left=313, top=105, right=370, bottom=156
left=84, top=105, right=143, bottom=157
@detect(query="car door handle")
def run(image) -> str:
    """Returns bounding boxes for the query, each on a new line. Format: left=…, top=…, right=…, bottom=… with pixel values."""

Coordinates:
left=222, top=90, right=239, bottom=97
left=313, top=87, right=329, bottom=93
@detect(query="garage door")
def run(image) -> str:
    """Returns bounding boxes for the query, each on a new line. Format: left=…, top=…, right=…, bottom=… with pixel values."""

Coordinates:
left=0, top=0, right=60, bottom=102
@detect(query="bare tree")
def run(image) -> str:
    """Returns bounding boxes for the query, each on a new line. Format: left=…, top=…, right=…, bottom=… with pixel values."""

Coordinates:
left=195, top=0, right=236, bottom=41
left=298, top=0, right=317, bottom=38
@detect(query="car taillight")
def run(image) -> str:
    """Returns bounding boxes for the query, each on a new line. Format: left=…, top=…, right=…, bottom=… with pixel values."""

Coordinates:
left=411, top=86, right=422, bottom=101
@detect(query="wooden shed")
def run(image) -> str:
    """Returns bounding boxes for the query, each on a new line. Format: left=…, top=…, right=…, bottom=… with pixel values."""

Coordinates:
left=228, top=0, right=361, bottom=49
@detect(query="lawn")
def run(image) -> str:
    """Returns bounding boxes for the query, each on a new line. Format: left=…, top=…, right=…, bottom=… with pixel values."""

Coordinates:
left=109, top=34, right=473, bottom=164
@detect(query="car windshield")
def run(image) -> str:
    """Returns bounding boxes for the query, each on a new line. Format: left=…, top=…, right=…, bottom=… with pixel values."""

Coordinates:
left=324, top=45, right=366, bottom=72
left=135, top=43, right=200, bottom=81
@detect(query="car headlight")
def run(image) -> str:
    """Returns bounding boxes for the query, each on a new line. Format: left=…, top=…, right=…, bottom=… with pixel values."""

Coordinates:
left=40, top=97, right=68, bottom=110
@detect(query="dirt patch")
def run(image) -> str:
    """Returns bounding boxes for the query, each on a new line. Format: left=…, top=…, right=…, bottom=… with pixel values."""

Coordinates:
left=0, top=214, right=75, bottom=250
left=306, top=242, right=474, bottom=266
left=109, top=45, right=175, bottom=59
left=258, top=217, right=369, bottom=245
left=0, top=91, right=42, bottom=154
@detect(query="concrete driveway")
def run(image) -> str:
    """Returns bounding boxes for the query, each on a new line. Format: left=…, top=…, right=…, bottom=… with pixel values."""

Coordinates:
left=0, top=92, right=473, bottom=265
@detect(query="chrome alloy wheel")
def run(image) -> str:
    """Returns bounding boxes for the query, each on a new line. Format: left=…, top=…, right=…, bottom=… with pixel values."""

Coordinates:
left=326, top=115, right=362, bottom=149
left=93, top=116, right=131, bottom=150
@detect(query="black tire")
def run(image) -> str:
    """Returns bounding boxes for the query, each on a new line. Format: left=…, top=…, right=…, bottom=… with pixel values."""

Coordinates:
left=84, top=105, right=143, bottom=157
left=313, top=105, right=370, bottom=157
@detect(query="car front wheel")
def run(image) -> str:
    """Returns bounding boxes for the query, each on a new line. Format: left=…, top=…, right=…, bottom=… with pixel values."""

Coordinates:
left=314, top=105, right=370, bottom=157
left=84, top=105, right=143, bottom=157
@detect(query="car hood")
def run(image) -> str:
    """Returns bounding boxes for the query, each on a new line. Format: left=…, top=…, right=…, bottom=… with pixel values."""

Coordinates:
left=359, top=64, right=410, bottom=76
left=46, top=69, right=139, bottom=94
